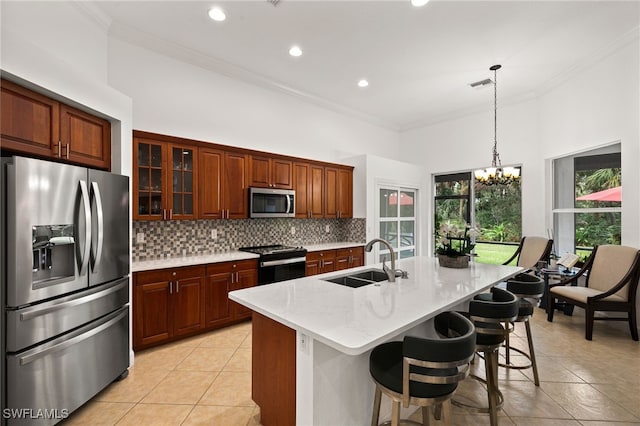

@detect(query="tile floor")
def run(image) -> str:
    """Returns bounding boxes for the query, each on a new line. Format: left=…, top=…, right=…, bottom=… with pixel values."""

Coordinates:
left=63, top=308, right=640, bottom=425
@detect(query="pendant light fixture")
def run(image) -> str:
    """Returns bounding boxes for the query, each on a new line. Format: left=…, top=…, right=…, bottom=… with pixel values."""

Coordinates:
left=474, top=64, right=520, bottom=185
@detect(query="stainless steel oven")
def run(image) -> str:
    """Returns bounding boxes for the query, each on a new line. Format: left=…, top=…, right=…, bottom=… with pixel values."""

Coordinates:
left=249, top=188, right=295, bottom=218
left=239, top=245, right=307, bottom=284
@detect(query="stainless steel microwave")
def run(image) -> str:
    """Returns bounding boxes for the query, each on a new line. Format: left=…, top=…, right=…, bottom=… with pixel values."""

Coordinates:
left=249, top=187, right=295, bottom=218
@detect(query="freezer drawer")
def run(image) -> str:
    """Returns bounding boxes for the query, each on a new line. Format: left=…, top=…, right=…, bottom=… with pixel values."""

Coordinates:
left=6, top=277, right=129, bottom=352
left=6, top=307, right=129, bottom=426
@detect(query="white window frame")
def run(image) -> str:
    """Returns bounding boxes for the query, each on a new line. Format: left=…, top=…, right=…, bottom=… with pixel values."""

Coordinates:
left=376, top=185, right=418, bottom=262
left=551, top=142, right=621, bottom=255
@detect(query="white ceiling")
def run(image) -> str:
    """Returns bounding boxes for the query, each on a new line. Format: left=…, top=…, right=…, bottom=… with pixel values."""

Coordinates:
left=94, top=1, right=640, bottom=131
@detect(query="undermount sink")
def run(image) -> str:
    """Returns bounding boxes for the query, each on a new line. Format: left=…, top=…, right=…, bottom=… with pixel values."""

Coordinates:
left=323, top=268, right=388, bottom=288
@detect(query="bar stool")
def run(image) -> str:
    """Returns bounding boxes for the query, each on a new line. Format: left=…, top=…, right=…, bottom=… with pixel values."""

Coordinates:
left=454, top=287, right=518, bottom=426
left=501, top=272, right=545, bottom=386
left=369, top=311, right=476, bottom=426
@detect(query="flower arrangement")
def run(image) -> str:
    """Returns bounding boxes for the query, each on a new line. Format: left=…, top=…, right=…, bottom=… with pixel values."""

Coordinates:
left=435, top=222, right=479, bottom=257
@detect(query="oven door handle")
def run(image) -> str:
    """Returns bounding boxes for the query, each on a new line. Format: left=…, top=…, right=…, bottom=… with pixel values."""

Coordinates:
left=260, top=257, right=307, bottom=268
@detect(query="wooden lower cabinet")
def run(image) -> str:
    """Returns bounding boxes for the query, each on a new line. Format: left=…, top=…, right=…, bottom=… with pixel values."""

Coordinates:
left=306, top=246, right=364, bottom=276
left=134, top=259, right=258, bottom=350
left=335, top=246, right=365, bottom=270
left=205, top=259, right=258, bottom=326
left=134, top=265, right=205, bottom=349
left=305, top=250, right=336, bottom=276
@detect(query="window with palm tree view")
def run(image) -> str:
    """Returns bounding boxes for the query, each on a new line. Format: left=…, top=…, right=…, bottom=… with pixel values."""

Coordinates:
left=553, top=144, right=621, bottom=261
left=434, top=172, right=522, bottom=264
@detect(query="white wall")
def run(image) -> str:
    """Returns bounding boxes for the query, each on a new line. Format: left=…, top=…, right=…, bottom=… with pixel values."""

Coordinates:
left=107, top=38, right=399, bottom=166
left=400, top=36, right=639, bottom=252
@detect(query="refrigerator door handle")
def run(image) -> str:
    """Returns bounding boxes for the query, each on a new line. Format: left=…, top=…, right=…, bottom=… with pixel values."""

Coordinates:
left=90, top=181, right=104, bottom=271
left=17, top=308, right=128, bottom=366
left=78, top=180, right=92, bottom=276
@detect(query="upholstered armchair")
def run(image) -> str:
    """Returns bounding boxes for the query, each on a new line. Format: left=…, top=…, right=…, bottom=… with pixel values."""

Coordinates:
left=547, top=245, right=640, bottom=341
left=503, top=236, right=553, bottom=270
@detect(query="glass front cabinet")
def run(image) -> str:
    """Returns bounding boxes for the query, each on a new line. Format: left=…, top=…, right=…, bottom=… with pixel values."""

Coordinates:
left=134, top=137, right=197, bottom=220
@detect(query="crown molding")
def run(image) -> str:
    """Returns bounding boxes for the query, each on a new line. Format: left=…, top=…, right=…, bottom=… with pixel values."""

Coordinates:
left=108, top=22, right=399, bottom=132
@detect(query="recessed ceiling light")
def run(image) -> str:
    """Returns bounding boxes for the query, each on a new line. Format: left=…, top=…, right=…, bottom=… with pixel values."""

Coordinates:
left=358, top=79, right=369, bottom=88
left=411, top=0, right=430, bottom=6
left=289, top=45, right=303, bottom=57
left=208, top=7, right=226, bottom=22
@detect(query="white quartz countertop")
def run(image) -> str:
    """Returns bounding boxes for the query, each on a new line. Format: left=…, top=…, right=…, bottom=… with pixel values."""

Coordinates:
left=229, top=257, right=522, bottom=355
left=304, top=242, right=364, bottom=251
left=132, top=251, right=259, bottom=272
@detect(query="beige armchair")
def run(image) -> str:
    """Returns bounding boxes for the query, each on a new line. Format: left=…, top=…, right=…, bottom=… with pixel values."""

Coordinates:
left=547, top=245, right=640, bottom=341
left=503, top=236, right=553, bottom=269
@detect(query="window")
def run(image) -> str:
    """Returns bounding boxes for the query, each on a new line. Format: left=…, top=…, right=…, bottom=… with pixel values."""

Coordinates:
left=378, top=187, right=417, bottom=262
left=433, top=170, right=522, bottom=264
left=553, top=144, right=621, bottom=259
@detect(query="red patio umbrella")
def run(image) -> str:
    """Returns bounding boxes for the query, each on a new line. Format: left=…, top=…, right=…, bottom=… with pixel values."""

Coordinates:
left=576, top=186, right=621, bottom=202
left=389, top=192, right=414, bottom=205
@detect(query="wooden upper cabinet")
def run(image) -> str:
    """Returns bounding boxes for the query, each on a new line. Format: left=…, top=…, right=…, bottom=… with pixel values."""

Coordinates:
left=167, top=144, right=197, bottom=220
left=134, top=137, right=167, bottom=220
left=294, top=162, right=324, bottom=219
left=0, top=79, right=111, bottom=170
left=224, top=152, right=249, bottom=219
left=1, top=79, right=59, bottom=158
left=133, top=136, right=197, bottom=220
left=325, top=166, right=353, bottom=219
left=199, top=148, right=248, bottom=219
left=199, top=147, right=224, bottom=219
left=250, top=155, right=292, bottom=189
left=59, top=104, right=111, bottom=170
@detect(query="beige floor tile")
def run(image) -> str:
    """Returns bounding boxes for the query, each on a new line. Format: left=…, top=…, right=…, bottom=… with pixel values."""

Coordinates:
left=181, top=405, right=255, bottom=426
left=133, top=345, right=195, bottom=371
left=540, top=382, right=638, bottom=422
left=579, top=422, right=640, bottom=426
left=248, top=406, right=261, bottom=426
left=199, top=371, right=254, bottom=407
left=500, top=380, right=572, bottom=419
left=224, top=348, right=252, bottom=372
left=63, top=402, right=134, bottom=425
left=115, top=403, right=192, bottom=426
left=591, top=383, right=640, bottom=419
left=141, top=371, right=216, bottom=405
left=176, top=346, right=237, bottom=371
left=519, top=356, right=585, bottom=384
left=240, top=332, right=252, bottom=349
left=509, top=418, right=581, bottom=425
left=197, top=327, right=250, bottom=349
left=95, top=368, right=170, bottom=403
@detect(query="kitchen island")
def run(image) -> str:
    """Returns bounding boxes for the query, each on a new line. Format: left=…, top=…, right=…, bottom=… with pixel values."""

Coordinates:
left=229, top=256, right=522, bottom=425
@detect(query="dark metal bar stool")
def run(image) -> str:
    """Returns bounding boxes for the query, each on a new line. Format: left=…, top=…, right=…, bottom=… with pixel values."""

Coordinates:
left=501, top=272, right=545, bottom=386
left=369, top=311, right=476, bottom=426
left=454, top=287, right=518, bottom=426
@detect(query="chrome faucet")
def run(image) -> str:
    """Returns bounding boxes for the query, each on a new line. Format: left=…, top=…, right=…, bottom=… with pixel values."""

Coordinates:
left=364, top=238, right=408, bottom=282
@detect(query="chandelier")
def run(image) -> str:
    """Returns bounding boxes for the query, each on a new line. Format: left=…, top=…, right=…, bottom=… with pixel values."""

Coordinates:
left=474, top=64, right=520, bottom=186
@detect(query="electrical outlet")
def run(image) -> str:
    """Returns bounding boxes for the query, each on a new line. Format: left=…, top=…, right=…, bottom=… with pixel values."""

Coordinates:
left=291, top=226, right=296, bottom=235
left=300, top=333, right=309, bottom=352
left=325, top=225, right=330, bottom=233
left=211, top=229, right=217, bottom=239
left=136, top=232, right=144, bottom=244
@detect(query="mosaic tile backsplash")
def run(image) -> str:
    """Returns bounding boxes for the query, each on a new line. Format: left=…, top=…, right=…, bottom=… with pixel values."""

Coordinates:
left=133, top=218, right=366, bottom=261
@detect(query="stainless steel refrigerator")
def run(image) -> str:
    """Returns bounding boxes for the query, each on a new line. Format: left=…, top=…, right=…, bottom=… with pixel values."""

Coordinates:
left=1, top=156, right=130, bottom=425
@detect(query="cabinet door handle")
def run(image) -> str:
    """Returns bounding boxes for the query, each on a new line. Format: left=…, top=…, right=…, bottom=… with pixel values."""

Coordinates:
left=169, top=281, right=173, bottom=294
left=57, top=141, right=62, bottom=157
left=64, top=143, right=70, bottom=159
left=169, top=209, right=173, bottom=220
left=176, top=281, right=179, bottom=293
left=163, top=209, right=167, bottom=220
